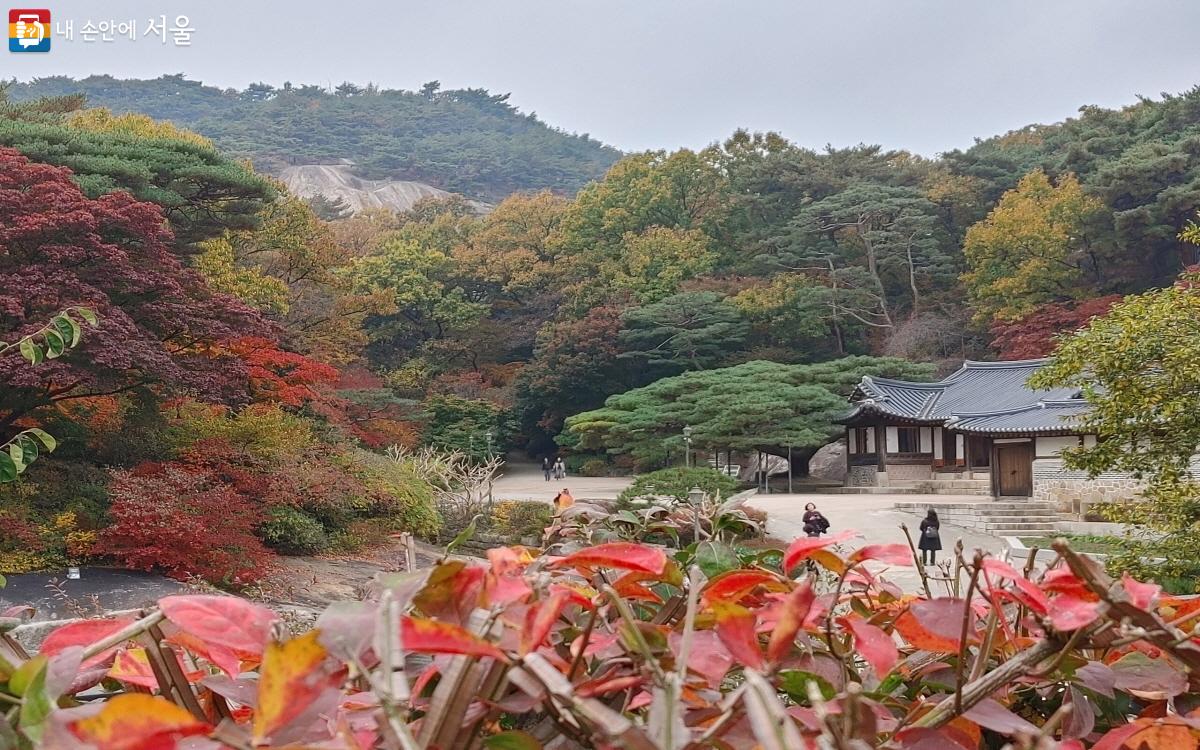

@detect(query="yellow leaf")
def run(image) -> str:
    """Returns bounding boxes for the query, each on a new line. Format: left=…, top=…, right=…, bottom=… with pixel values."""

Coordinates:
left=70, top=694, right=208, bottom=750
left=253, top=629, right=331, bottom=742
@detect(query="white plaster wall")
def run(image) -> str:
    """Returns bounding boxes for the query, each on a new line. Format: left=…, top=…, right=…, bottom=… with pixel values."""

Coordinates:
left=886, top=426, right=898, bottom=453
left=865, top=429, right=875, bottom=452
left=1036, top=436, right=1078, bottom=457
left=955, top=434, right=964, bottom=457
left=847, top=428, right=858, bottom=454
left=933, top=427, right=943, bottom=460
left=919, top=427, right=933, bottom=453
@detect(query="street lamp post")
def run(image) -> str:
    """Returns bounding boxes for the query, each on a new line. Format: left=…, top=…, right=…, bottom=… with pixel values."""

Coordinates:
left=682, top=425, right=693, bottom=469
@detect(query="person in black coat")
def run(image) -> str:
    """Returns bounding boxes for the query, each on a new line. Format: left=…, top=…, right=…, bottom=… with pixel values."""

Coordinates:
left=918, top=509, right=942, bottom=565
left=802, top=502, right=830, bottom=538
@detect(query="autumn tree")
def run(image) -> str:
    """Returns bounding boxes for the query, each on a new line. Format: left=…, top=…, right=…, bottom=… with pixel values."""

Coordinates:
left=0, top=148, right=267, bottom=433
left=962, top=170, right=1107, bottom=324
left=198, top=195, right=382, bottom=364
left=989, top=295, right=1122, bottom=359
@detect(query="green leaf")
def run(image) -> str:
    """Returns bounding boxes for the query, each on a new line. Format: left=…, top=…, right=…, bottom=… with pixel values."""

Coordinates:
left=484, top=731, right=542, bottom=750
left=74, top=307, right=99, bottom=327
left=53, top=315, right=81, bottom=347
left=24, top=429, right=55, bottom=453
left=43, top=329, right=65, bottom=359
left=0, top=573, right=6, bottom=589
left=444, top=514, right=480, bottom=557
left=18, top=337, right=41, bottom=365
left=695, top=540, right=740, bottom=578
left=778, top=670, right=836, bottom=703
left=16, top=435, right=37, bottom=464
left=7, top=443, right=23, bottom=472
left=16, top=657, right=53, bottom=743
left=0, top=454, right=16, bottom=483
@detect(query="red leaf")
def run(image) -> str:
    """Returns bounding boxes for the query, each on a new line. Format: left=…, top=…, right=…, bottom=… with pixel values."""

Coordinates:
left=159, top=595, right=277, bottom=657
left=39, top=617, right=135, bottom=668
left=767, top=579, right=815, bottom=663
left=963, top=698, right=1039, bottom=736
left=1122, top=572, right=1160, bottom=610
left=166, top=629, right=242, bottom=678
left=520, top=591, right=571, bottom=656
left=1091, top=723, right=1142, bottom=750
left=980, top=558, right=1050, bottom=615
left=850, top=543, right=913, bottom=566
left=783, top=530, right=856, bottom=574
left=894, top=598, right=976, bottom=652
left=1049, top=594, right=1101, bottom=632
left=69, top=693, right=210, bottom=750
left=700, top=569, right=786, bottom=604
left=892, top=727, right=975, bottom=750
left=400, top=617, right=507, bottom=661
left=486, top=547, right=534, bottom=606
left=711, top=601, right=763, bottom=671
left=575, top=674, right=645, bottom=697
left=1110, top=651, right=1188, bottom=700
left=548, top=542, right=666, bottom=575
left=841, top=615, right=898, bottom=677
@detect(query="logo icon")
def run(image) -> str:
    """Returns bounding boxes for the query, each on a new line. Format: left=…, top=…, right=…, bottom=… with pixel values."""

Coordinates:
left=9, top=9, right=50, bottom=52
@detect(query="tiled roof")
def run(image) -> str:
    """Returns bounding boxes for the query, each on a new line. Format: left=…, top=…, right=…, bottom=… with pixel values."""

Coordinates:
left=844, top=359, right=1089, bottom=434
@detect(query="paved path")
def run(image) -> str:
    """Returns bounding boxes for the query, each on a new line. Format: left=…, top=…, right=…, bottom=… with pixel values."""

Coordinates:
left=746, top=493, right=1009, bottom=593
left=492, top=461, right=634, bottom=503
left=1, top=568, right=185, bottom=621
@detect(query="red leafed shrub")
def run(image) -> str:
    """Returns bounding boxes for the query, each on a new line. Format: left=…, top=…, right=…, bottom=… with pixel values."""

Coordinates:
left=94, top=463, right=271, bottom=586
left=14, top=534, right=1200, bottom=750
left=225, top=336, right=340, bottom=406
left=990, top=295, right=1122, bottom=359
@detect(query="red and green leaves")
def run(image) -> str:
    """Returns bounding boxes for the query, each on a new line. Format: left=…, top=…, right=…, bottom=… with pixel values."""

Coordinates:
left=840, top=615, right=899, bottom=677
left=712, top=601, right=764, bottom=671
left=69, top=694, right=209, bottom=750
left=254, top=630, right=337, bottom=743
left=38, top=617, right=134, bottom=668
left=400, top=617, right=507, bottom=661
left=159, top=595, right=277, bottom=656
left=894, top=598, right=977, bottom=652
left=548, top=542, right=667, bottom=575
left=783, top=530, right=856, bottom=574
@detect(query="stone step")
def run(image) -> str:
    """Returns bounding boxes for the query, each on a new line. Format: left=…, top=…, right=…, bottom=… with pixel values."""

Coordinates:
left=829, top=486, right=925, bottom=494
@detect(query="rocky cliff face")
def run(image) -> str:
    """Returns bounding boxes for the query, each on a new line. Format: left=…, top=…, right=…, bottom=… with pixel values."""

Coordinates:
left=280, top=164, right=484, bottom=214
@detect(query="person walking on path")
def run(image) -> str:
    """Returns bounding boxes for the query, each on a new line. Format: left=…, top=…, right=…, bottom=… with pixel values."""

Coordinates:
left=542, top=457, right=552, bottom=482
left=918, top=508, right=942, bottom=565
left=553, top=457, right=566, bottom=480
left=802, top=502, right=830, bottom=538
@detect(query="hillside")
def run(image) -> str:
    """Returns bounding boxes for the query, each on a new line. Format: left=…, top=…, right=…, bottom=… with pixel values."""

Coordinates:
left=279, top=163, right=491, bottom=214
left=4, top=75, right=622, bottom=202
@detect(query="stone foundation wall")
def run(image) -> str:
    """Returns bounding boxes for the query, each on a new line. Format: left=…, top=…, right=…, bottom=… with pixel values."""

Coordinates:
left=885, top=463, right=932, bottom=482
left=1032, top=459, right=1141, bottom=516
left=847, top=465, right=879, bottom=487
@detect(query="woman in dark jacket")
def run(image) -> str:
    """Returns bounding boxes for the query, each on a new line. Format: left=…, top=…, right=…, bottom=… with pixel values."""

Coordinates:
left=802, top=503, right=830, bottom=538
left=918, top=509, right=942, bottom=565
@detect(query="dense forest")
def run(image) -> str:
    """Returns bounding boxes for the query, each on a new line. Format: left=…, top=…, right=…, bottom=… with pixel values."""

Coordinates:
left=3, top=75, right=622, bottom=200
left=3, top=80, right=1200, bottom=584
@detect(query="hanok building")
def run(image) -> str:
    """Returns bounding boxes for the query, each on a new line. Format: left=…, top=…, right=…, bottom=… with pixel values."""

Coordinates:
left=840, top=359, right=1138, bottom=510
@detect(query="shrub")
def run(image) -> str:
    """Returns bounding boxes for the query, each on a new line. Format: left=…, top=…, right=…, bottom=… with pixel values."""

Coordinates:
left=489, top=500, right=553, bottom=540
left=579, top=458, right=610, bottom=477
left=618, top=466, right=740, bottom=506
left=258, top=507, right=329, bottom=555
left=168, top=402, right=317, bottom=463
left=342, top=448, right=441, bottom=539
left=95, top=464, right=271, bottom=587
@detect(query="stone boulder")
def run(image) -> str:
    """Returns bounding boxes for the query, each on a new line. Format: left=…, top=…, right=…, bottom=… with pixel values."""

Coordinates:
left=808, top=440, right=847, bottom=482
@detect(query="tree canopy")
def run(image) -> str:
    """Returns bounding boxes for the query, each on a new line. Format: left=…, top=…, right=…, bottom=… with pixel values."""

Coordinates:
left=563, top=357, right=933, bottom=468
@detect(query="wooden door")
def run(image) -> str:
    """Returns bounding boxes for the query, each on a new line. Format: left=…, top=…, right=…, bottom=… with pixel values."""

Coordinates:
left=996, top=444, right=1033, bottom=496
left=942, top=430, right=957, bottom=465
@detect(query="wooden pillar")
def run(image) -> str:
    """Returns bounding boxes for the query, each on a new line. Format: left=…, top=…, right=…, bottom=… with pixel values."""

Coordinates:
left=964, top=434, right=972, bottom=470
left=874, top=424, right=887, bottom=472
left=844, top=428, right=852, bottom=479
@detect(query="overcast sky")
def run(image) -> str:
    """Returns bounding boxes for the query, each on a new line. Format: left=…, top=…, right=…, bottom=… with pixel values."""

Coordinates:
left=8, top=0, right=1200, bottom=155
